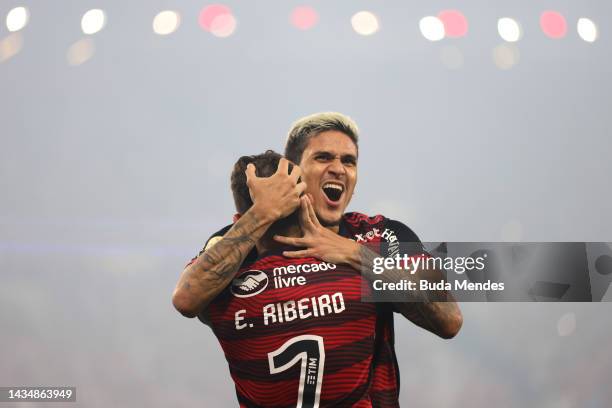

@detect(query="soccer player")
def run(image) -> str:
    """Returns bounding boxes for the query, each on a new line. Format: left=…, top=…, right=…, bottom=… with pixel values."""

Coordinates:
left=173, top=113, right=462, bottom=406
left=200, top=151, right=382, bottom=407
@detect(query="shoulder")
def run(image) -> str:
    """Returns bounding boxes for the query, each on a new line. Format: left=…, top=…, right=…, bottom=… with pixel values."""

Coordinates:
left=384, top=218, right=422, bottom=242
left=341, top=212, right=422, bottom=242
left=342, top=212, right=385, bottom=227
left=342, top=212, right=426, bottom=257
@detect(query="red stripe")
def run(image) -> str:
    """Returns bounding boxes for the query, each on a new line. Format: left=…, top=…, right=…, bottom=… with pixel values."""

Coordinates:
left=217, top=315, right=375, bottom=360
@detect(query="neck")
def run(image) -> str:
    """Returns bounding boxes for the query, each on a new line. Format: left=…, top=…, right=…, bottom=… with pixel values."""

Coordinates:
left=256, top=224, right=303, bottom=255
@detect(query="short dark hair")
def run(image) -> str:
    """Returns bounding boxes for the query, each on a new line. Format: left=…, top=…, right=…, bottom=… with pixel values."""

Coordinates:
left=284, top=112, right=359, bottom=164
left=231, top=150, right=299, bottom=235
left=231, top=150, right=294, bottom=214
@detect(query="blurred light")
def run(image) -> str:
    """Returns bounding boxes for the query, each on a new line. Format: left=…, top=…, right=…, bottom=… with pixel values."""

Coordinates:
left=577, top=18, right=598, bottom=43
left=493, top=43, right=520, bottom=70
left=439, top=45, right=464, bottom=70
left=199, top=4, right=237, bottom=37
left=153, top=11, right=181, bottom=35
left=351, top=11, right=379, bottom=36
left=557, top=312, right=576, bottom=337
left=199, top=4, right=230, bottom=30
left=210, top=14, right=236, bottom=37
left=0, top=33, right=23, bottom=62
left=540, top=11, right=567, bottom=39
left=67, top=38, right=95, bottom=66
left=290, top=6, right=318, bottom=30
left=497, top=17, right=522, bottom=42
left=6, top=6, right=29, bottom=32
left=437, top=10, right=468, bottom=38
left=81, top=9, right=106, bottom=35
left=419, top=16, right=445, bottom=41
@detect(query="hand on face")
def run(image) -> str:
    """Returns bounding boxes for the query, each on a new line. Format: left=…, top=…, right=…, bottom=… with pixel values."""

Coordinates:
left=245, top=158, right=306, bottom=222
left=274, top=195, right=360, bottom=265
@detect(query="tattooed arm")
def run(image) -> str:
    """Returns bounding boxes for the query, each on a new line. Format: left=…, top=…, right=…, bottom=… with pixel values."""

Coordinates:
left=172, top=204, right=275, bottom=318
left=356, top=245, right=463, bottom=339
left=172, top=158, right=305, bottom=318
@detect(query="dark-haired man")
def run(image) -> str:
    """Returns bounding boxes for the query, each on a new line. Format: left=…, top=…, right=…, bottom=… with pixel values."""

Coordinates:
left=173, top=113, right=462, bottom=407
left=198, top=150, right=384, bottom=407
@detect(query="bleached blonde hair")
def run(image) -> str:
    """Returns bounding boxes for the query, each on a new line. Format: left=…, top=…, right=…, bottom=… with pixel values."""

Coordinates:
left=284, top=112, right=359, bottom=164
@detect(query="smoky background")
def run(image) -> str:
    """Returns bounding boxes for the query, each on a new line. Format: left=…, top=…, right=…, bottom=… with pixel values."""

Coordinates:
left=1, top=1, right=611, bottom=407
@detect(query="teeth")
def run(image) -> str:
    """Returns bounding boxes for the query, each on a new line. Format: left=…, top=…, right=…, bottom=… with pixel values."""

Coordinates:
left=323, top=183, right=344, bottom=192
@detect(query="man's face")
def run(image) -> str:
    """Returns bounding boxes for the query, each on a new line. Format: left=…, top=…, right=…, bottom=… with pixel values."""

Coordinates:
left=299, top=130, right=358, bottom=228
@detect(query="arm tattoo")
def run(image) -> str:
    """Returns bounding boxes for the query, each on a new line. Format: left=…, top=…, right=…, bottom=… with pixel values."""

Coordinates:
left=358, top=245, right=462, bottom=337
left=179, top=210, right=267, bottom=311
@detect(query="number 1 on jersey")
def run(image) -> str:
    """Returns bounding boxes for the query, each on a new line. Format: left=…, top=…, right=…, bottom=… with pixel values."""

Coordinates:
left=268, top=335, right=325, bottom=408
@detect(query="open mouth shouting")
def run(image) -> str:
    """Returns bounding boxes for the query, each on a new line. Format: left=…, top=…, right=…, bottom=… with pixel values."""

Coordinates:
left=321, top=181, right=345, bottom=207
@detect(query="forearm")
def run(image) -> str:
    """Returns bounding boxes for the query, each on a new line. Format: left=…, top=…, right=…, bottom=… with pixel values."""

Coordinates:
left=350, top=244, right=463, bottom=338
left=172, top=205, right=273, bottom=317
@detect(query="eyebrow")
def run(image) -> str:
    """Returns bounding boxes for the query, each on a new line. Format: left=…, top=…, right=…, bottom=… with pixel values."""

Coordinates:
left=313, top=151, right=358, bottom=160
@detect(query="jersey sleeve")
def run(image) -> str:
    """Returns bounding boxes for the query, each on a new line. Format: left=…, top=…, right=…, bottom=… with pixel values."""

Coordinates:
left=383, top=218, right=429, bottom=258
left=383, top=219, right=435, bottom=318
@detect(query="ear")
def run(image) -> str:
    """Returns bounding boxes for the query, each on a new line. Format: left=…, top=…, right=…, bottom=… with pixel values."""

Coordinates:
left=233, top=213, right=241, bottom=223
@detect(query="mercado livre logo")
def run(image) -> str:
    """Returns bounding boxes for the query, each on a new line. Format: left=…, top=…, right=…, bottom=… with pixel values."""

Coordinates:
left=231, top=270, right=269, bottom=298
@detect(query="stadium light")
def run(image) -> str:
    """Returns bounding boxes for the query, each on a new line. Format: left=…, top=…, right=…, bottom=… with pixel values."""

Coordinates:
left=438, top=10, right=468, bottom=38
left=199, top=4, right=237, bottom=38
left=540, top=11, right=567, bottom=39
left=81, top=9, right=106, bottom=35
left=351, top=11, right=379, bottom=36
left=419, top=16, right=445, bottom=41
left=153, top=11, right=181, bottom=35
left=6, top=6, right=29, bottom=32
left=0, top=33, right=23, bottom=62
left=577, top=18, right=598, bottom=43
left=493, top=44, right=520, bottom=70
left=497, top=18, right=522, bottom=42
left=290, top=6, right=318, bottom=31
left=67, top=38, right=95, bottom=66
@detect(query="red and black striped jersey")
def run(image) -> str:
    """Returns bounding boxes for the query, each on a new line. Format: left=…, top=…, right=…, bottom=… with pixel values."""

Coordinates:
left=339, top=213, right=424, bottom=408
left=207, top=254, right=377, bottom=408
left=195, top=212, right=425, bottom=407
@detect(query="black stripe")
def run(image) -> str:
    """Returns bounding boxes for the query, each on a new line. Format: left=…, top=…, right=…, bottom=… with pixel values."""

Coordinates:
left=227, top=335, right=375, bottom=382
left=212, top=303, right=375, bottom=341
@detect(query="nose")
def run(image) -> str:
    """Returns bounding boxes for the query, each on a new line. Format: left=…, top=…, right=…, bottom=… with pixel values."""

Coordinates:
left=327, top=157, right=346, bottom=176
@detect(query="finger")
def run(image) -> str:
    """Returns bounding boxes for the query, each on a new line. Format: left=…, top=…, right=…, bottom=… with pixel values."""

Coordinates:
left=277, top=158, right=289, bottom=175
left=245, top=163, right=257, bottom=183
left=273, top=235, right=306, bottom=247
left=289, top=164, right=302, bottom=182
left=296, top=181, right=308, bottom=196
left=283, top=249, right=314, bottom=259
left=298, top=196, right=312, bottom=230
left=305, top=194, right=322, bottom=227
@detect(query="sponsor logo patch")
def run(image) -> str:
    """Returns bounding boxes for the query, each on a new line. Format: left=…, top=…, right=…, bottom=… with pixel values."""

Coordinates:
left=231, top=270, right=269, bottom=298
